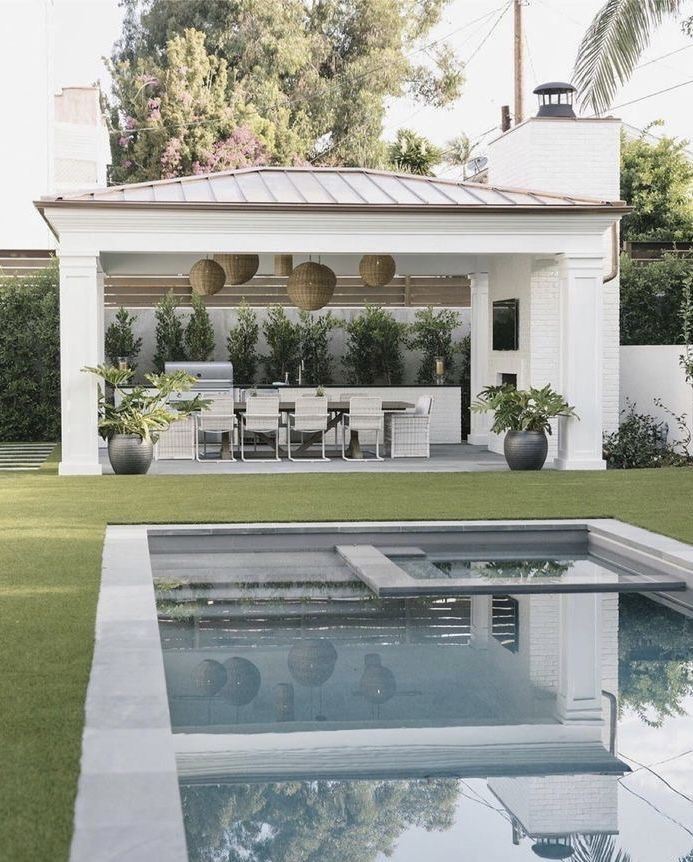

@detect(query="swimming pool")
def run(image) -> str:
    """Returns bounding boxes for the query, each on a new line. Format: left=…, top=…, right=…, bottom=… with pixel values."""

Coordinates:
left=70, top=521, right=693, bottom=862
left=149, top=524, right=693, bottom=862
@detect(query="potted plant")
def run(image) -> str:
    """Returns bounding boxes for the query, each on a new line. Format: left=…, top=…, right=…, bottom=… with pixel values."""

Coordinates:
left=83, top=365, right=209, bottom=474
left=471, top=384, right=577, bottom=470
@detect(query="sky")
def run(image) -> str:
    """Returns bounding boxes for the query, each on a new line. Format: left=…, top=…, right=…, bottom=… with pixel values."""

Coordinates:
left=32, top=0, right=693, bottom=149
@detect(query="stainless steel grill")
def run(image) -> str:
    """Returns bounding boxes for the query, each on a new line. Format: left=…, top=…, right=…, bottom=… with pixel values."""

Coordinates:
left=165, top=361, right=233, bottom=392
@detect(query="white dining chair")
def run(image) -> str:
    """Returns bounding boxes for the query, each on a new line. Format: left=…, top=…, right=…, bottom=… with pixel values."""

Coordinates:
left=341, top=396, right=385, bottom=461
left=287, top=396, right=330, bottom=461
left=385, top=395, right=433, bottom=458
left=240, top=395, right=281, bottom=462
left=195, top=394, right=235, bottom=462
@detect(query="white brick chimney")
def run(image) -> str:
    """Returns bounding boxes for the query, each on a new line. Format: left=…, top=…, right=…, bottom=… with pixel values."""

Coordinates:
left=488, top=85, right=621, bottom=201
left=483, top=87, right=623, bottom=444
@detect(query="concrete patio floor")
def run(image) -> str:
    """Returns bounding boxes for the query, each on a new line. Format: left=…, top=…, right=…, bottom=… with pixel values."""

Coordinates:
left=99, top=443, right=508, bottom=474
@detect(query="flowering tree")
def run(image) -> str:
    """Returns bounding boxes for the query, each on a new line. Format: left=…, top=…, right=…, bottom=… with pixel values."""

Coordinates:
left=109, top=29, right=269, bottom=182
left=110, top=0, right=464, bottom=178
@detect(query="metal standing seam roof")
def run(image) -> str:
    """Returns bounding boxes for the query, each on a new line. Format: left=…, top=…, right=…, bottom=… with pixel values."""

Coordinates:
left=36, top=166, right=629, bottom=212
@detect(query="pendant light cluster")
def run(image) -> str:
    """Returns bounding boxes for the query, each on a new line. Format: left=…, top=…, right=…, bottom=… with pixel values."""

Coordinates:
left=189, top=252, right=397, bottom=309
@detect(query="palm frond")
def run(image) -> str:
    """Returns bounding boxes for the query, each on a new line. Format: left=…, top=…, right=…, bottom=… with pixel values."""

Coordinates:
left=570, top=833, right=632, bottom=862
left=573, top=0, right=683, bottom=115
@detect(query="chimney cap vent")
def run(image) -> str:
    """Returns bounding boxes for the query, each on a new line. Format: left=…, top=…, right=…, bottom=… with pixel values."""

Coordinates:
left=533, top=82, right=577, bottom=118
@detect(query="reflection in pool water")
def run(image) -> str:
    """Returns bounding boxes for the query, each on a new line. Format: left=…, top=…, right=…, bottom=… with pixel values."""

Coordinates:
left=158, top=587, right=693, bottom=862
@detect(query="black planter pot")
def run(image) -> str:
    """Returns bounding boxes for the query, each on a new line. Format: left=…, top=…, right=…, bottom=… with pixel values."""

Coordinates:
left=503, top=430, right=548, bottom=471
left=107, top=434, right=153, bottom=475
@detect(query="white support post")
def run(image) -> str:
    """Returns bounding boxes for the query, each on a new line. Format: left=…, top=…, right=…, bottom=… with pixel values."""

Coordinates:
left=556, top=594, right=602, bottom=724
left=467, top=271, right=490, bottom=447
left=555, top=255, right=606, bottom=470
left=58, top=254, right=103, bottom=475
left=470, top=595, right=492, bottom=649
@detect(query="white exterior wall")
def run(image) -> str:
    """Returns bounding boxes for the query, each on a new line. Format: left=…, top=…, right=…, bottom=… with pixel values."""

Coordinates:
left=54, top=87, right=111, bottom=192
left=488, top=116, right=622, bottom=442
left=488, top=118, right=621, bottom=200
left=489, top=774, right=618, bottom=836
left=620, top=345, right=693, bottom=446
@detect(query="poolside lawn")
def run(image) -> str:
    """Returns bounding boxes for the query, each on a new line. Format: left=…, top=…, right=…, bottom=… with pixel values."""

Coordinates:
left=1, top=457, right=692, bottom=861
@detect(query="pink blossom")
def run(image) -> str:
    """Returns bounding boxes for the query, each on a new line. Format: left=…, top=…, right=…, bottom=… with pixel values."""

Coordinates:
left=160, top=137, right=183, bottom=178
left=118, top=135, right=131, bottom=148
left=192, top=126, right=268, bottom=174
left=125, top=116, right=137, bottom=130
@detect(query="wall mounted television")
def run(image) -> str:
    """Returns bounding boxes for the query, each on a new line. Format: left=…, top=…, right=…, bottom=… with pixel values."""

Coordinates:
left=492, top=298, right=519, bottom=351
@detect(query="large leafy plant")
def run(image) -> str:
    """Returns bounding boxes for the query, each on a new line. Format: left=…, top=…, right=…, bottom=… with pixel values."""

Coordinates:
left=153, top=290, right=186, bottom=372
left=261, top=305, right=300, bottom=382
left=83, top=365, right=208, bottom=441
left=471, top=384, right=577, bottom=435
left=297, top=310, right=338, bottom=385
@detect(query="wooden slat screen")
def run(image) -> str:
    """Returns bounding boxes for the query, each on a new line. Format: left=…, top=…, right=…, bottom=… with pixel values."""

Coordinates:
left=104, top=275, right=470, bottom=308
left=0, top=251, right=471, bottom=307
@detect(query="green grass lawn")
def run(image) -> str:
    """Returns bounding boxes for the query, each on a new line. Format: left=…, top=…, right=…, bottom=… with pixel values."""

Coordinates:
left=2, top=455, right=693, bottom=861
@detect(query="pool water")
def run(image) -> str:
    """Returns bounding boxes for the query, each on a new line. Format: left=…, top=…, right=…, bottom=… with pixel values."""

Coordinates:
left=156, top=580, right=693, bottom=861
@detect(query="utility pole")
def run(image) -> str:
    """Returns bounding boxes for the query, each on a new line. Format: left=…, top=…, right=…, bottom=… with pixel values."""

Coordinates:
left=513, top=0, right=524, bottom=124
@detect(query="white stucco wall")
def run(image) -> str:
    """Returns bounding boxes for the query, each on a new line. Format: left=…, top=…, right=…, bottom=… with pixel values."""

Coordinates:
left=620, top=345, right=693, bottom=446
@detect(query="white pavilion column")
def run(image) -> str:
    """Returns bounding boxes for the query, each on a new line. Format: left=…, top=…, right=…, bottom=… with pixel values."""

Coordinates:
left=470, top=595, right=492, bottom=649
left=467, top=271, right=490, bottom=446
left=556, top=594, right=602, bottom=723
left=555, top=255, right=606, bottom=470
left=58, top=254, right=103, bottom=475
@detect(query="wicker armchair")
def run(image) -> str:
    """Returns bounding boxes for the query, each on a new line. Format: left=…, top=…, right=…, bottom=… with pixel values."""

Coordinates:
left=385, top=396, right=432, bottom=458
left=240, top=396, right=281, bottom=462
left=195, top=394, right=235, bottom=462
left=154, top=414, right=196, bottom=460
left=341, top=396, right=385, bottom=461
left=288, top=396, right=329, bottom=461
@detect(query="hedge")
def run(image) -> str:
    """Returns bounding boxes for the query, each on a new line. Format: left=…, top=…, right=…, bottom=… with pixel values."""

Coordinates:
left=0, top=265, right=60, bottom=441
left=620, top=253, right=693, bottom=345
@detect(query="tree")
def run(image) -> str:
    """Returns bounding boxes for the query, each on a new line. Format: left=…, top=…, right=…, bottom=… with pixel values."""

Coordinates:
left=619, top=253, right=693, bottom=345
left=181, top=777, right=460, bottom=862
left=342, top=305, right=406, bottom=385
left=0, top=265, right=60, bottom=441
left=110, top=1, right=464, bottom=177
left=105, top=306, right=142, bottom=369
left=618, top=592, right=693, bottom=727
left=261, top=305, right=301, bottom=382
left=573, top=0, right=692, bottom=115
left=407, top=306, right=460, bottom=383
left=109, top=28, right=269, bottom=183
left=297, top=311, right=338, bottom=385
left=185, top=293, right=215, bottom=361
left=620, top=126, right=693, bottom=242
left=227, top=303, right=260, bottom=385
left=153, top=290, right=186, bottom=371
left=388, top=129, right=443, bottom=176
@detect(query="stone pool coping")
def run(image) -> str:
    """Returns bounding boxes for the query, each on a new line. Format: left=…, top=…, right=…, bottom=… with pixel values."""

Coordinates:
left=71, top=518, right=693, bottom=861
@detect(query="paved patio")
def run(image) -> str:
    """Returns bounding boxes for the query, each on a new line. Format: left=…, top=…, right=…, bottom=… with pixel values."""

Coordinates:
left=99, top=443, right=508, bottom=474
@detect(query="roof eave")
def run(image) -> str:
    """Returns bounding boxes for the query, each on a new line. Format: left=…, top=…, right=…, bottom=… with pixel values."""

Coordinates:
left=34, top=199, right=632, bottom=216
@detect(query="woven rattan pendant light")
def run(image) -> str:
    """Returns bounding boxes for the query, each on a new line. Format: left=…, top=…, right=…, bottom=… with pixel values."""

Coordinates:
left=215, top=254, right=259, bottom=285
left=359, top=254, right=396, bottom=287
left=189, top=258, right=226, bottom=296
left=287, top=261, right=336, bottom=310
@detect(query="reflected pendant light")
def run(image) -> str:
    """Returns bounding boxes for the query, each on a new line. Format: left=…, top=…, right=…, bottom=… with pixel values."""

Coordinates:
left=287, top=261, right=336, bottom=311
left=288, top=638, right=337, bottom=687
left=215, top=254, right=259, bottom=285
left=359, top=254, right=396, bottom=287
left=221, top=656, right=261, bottom=706
left=357, top=653, right=396, bottom=705
left=189, top=258, right=226, bottom=296
left=192, top=659, right=227, bottom=696
left=274, top=254, right=293, bottom=277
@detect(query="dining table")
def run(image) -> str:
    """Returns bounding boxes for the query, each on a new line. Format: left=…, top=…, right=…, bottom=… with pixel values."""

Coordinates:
left=224, top=399, right=414, bottom=460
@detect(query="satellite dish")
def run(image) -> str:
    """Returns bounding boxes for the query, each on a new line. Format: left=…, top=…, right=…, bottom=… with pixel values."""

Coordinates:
left=464, top=156, right=488, bottom=177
